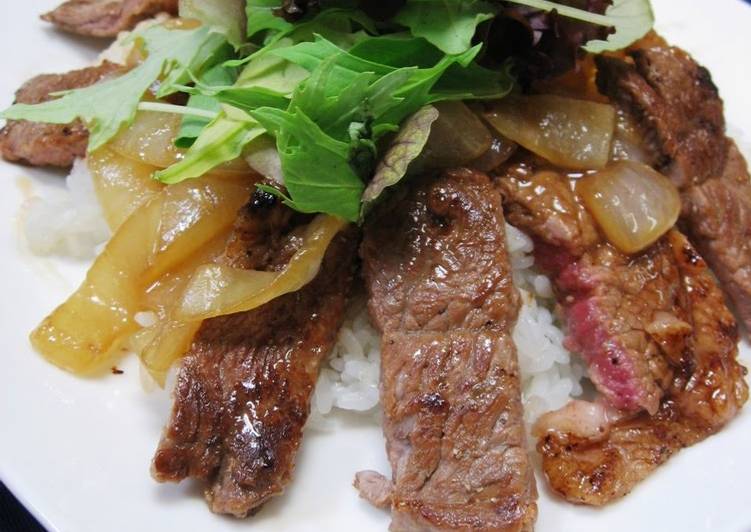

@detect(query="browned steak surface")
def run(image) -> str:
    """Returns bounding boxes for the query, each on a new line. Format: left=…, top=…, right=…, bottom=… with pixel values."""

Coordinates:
left=499, top=163, right=681, bottom=415
left=42, top=0, right=178, bottom=37
left=0, top=61, right=123, bottom=167
left=498, top=159, right=747, bottom=504
left=535, top=231, right=748, bottom=505
left=361, top=169, right=537, bottom=531
left=153, top=194, right=357, bottom=517
left=596, top=42, right=751, bottom=333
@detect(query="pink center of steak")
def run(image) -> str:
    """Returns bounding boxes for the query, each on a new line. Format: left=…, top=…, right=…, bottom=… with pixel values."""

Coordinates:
left=536, top=243, right=663, bottom=414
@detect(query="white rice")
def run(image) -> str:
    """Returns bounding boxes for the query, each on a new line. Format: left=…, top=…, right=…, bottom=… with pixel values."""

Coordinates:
left=314, top=223, right=583, bottom=427
left=21, top=158, right=110, bottom=259
left=21, top=158, right=582, bottom=427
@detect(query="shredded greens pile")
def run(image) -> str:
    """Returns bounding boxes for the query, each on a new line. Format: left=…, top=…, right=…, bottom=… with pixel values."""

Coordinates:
left=2, top=0, right=654, bottom=222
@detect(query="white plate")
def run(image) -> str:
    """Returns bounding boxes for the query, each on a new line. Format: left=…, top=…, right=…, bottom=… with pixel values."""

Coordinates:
left=1, top=1, right=750, bottom=531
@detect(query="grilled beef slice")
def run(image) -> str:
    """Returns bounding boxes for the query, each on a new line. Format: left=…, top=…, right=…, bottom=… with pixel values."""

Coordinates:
left=360, top=169, right=537, bottom=531
left=595, top=42, right=751, bottom=333
left=42, top=0, right=178, bottom=37
left=0, top=61, right=123, bottom=167
left=153, top=194, right=358, bottom=517
left=498, top=163, right=748, bottom=505
left=534, top=231, right=748, bottom=505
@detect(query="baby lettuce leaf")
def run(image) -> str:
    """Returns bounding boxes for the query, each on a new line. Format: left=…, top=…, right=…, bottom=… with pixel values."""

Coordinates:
left=582, top=0, right=654, bottom=53
left=157, top=105, right=264, bottom=184
left=175, top=63, right=238, bottom=148
left=179, top=0, right=248, bottom=48
left=1, top=25, right=228, bottom=151
left=503, top=0, right=654, bottom=52
left=394, top=0, right=497, bottom=54
left=252, top=106, right=365, bottom=221
left=361, top=105, right=439, bottom=214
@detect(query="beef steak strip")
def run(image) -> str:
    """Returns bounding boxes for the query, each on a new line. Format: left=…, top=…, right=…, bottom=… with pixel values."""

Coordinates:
left=42, top=0, right=178, bottom=38
left=152, top=192, right=358, bottom=517
left=0, top=61, right=123, bottom=167
left=595, top=41, right=751, bottom=333
left=497, top=159, right=748, bottom=505
left=360, top=169, right=537, bottom=531
left=534, top=231, right=748, bottom=506
left=498, top=162, right=681, bottom=415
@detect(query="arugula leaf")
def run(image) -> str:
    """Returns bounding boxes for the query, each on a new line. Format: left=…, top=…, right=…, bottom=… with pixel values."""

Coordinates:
left=394, top=1, right=497, bottom=54
left=251, top=106, right=365, bottom=221
left=503, top=0, right=654, bottom=52
left=176, top=63, right=237, bottom=148
left=157, top=106, right=264, bottom=184
left=361, top=105, right=439, bottom=213
left=1, top=25, right=228, bottom=151
left=247, top=0, right=294, bottom=40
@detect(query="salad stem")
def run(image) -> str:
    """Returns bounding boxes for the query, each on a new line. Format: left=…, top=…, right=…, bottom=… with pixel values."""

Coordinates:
left=137, top=102, right=219, bottom=120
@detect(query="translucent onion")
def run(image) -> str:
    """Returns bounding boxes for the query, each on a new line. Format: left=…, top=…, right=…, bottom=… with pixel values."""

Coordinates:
left=577, top=161, right=681, bottom=254
left=136, top=235, right=230, bottom=386
left=88, top=146, right=164, bottom=230
left=110, top=110, right=250, bottom=174
left=415, top=101, right=492, bottom=170
left=109, top=111, right=186, bottom=168
left=176, top=215, right=347, bottom=321
left=484, top=94, right=616, bottom=170
left=30, top=177, right=252, bottom=375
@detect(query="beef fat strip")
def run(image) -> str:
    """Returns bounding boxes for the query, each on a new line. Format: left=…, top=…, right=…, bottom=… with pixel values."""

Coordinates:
left=0, top=62, right=123, bottom=167
left=42, top=0, right=179, bottom=37
left=153, top=192, right=358, bottom=517
left=596, top=39, right=751, bottom=334
left=498, top=163, right=748, bottom=505
left=359, top=169, right=537, bottom=531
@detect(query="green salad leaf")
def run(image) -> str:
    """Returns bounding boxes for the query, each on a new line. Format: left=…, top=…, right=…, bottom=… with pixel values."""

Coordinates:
left=175, top=63, right=237, bottom=148
left=1, top=24, right=228, bottom=151
left=581, top=0, right=655, bottom=53
left=503, top=0, right=654, bottom=52
left=178, top=0, right=248, bottom=48
left=394, top=1, right=496, bottom=54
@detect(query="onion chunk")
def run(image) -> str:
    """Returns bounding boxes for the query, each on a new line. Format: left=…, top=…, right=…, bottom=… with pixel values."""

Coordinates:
left=578, top=161, right=681, bottom=254
left=30, top=176, right=252, bottom=374
left=176, top=215, right=348, bottom=320
left=485, top=94, right=616, bottom=170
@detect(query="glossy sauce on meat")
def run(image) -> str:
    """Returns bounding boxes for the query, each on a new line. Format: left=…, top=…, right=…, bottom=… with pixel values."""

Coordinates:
left=596, top=39, right=751, bottom=334
left=361, top=169, right=537, bottom=531
left=42, top=0, right=179, bottom=37
left=0, top=62, right=123, bottom=167
left=152, top=193, right=358, bottom=517
left=497, top=154, right=748, bottom=505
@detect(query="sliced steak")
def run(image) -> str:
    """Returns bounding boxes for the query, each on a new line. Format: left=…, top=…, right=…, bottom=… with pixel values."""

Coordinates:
left=596, top=42, right=751, bottom=333
left=361, top=169, right=537, bottom=531
left=534, top=231, right=748, bottom=505
left=498, top=162, right=748, bottom=505
left=499, top=164, right=682, bottom=414
left=0, top=61, right=123, bottom=167
left=42, top=0, right=178, bottom=37
left=152, top=193, right=357, bottom=517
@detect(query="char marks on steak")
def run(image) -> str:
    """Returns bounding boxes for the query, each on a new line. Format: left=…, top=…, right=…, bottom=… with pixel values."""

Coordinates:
left=42, top=0, right=178, bottom=37
left=596, top=41, right=751, bottom=333
left=153, top=192, right=358, bottom=517
left=498, top=161, right=748, bottom=505
left=360, top=169, right=537, bottom=531
left=0, top=62, right=123, bottom=167
left=535, top=231, right=748, bottom=505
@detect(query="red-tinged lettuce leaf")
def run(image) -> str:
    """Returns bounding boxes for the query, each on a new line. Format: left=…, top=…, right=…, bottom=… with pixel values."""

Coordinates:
left=361, top=105, right=439, bottom=214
